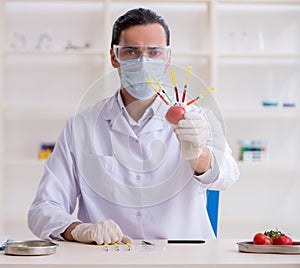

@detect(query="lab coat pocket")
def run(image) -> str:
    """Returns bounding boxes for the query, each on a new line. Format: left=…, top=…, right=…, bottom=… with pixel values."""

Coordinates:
left=77, top=153, right=115, bottom=181
left=78, top=152, right=143, bottom=207
left=95, top=154, right=115, bottom=175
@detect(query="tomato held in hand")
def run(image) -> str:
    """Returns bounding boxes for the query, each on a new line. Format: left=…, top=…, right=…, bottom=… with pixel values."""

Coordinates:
left=165, top=106, right=186, bottom=124
left=272, top=235, right=293, bottom=245
left=253, top=233, right=272, bottom=245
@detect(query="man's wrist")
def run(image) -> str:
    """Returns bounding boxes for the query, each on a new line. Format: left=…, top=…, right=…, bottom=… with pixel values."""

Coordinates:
left=190, top=147, right=211, bottom=175
left=62, top=221, right=82, bottom=241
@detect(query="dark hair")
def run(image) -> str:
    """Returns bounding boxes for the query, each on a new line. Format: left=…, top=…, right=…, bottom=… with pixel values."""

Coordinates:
left=111, top=8, right=170, bottom=48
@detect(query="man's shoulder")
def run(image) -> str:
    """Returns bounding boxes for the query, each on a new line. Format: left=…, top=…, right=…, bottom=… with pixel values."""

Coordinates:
left=77, top=93, right=118, bottom=117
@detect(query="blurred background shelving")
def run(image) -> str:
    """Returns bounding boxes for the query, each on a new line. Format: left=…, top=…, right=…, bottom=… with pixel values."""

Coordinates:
left=0, top=0, right=299, bottom=239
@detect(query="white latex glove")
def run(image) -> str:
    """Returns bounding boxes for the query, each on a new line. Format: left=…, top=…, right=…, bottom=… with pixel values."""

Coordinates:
left=71, top=219, right=132, bottom=245
left=174, top=111, right=209, bottom=160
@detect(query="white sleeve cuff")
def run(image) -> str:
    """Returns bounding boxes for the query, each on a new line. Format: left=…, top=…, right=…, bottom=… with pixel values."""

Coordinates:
left=193, top=147, right=220, bottom=186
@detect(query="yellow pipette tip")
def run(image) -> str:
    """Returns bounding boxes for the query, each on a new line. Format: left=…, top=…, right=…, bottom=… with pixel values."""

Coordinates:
left=171, top=68, right=177, bottom=85
left=151, top=74, right=164, bottom=91
left=151, top=74, right=159, bottom=84
left=104, top=243, right=108, bottom=247
left=126, top=242, right=131, bottom=247
left=185, top=66, right=192, bottom=84
left=145, top=78, right=158, bottom=93
left=199, top=87, right=216, bottom=98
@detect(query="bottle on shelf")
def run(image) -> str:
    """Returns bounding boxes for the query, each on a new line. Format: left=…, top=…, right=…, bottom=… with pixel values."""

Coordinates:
left=262, top=70, right=279, bottom=107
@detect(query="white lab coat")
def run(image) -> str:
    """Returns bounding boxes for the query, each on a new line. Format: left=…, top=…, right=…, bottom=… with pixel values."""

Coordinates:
left=28, top=91, right=239, bottom=240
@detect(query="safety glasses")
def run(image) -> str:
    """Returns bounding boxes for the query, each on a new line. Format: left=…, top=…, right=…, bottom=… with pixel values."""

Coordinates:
left=113, top=45, right=171, bottom=62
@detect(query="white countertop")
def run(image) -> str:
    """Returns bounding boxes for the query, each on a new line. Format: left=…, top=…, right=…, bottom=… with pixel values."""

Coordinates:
left=1, top=239, right=300, bottom=267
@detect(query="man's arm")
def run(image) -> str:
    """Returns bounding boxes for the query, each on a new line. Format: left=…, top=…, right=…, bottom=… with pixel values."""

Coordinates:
left=62, top=222, right=82, bottom=241
left=190, top=147, right=212, bottom=175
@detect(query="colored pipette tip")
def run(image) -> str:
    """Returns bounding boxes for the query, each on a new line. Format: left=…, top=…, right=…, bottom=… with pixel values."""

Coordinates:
left=181, top=66, right=192, bottom=103
left=186, top=87, right=215, bottom=106
left=151, top=75, right=173, bottom=104
left=103, top=243, right=109, bottom=251
left=145, top=78, right=170, bottom=106
left=185, top=66, right=192, bottom=85
left=181, top=89, right=187, bottom=103
left=113, top=243, right=120, bottom=251
left=126, top=242, right=132, bottom=251
left=171, top=68, right=177, bottom=86
left=145, top=78, right=158, bottom=93
left=171, top=68, right=179, bottom=102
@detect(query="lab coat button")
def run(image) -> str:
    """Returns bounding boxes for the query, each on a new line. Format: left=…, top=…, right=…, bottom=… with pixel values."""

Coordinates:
left=136, top=211, right=141, bottom=217
left=136, top=175, right=141, bottom=180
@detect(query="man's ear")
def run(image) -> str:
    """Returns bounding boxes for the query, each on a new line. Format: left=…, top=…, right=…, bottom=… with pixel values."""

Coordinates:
left=110, top=48, right=120, bottom=68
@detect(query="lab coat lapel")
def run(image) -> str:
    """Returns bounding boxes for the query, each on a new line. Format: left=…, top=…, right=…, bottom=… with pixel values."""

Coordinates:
left=137, top=98, right=169, bottom=136
left=110, top=114, right=137, bottom=139
left=102, top=92, right=170, bottom=138
left=137, top=115, right=167, bottom=136
left=102, top=93, right=138, bottom=139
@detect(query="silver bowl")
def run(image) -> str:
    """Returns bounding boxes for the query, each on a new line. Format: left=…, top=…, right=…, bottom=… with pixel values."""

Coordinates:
left=4, top=240, right=58, bottom=256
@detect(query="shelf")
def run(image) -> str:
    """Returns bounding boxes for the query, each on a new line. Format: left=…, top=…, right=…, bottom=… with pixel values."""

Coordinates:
left=222, top=108, right=300, bottom=119
left=4, top=49, right=212, bottom=58
left=5, top=0, right=300, bottom=3
left=5, top=0, right=103, bottom=2
left=237, top=161, right=299, bottom=173
left=4, top=49, right=104, bottom=57
left=217, top=0, right=300, bottom=4
left=172, top=50, right=211, bottom=57
left=1, top=0, right=300, bottom=239
left=4, top=104, right=78, bottom=119
left=218, top=53, right=300, bottom=59
left=111, top=0, right=210, bottom=2
left=5, top=158, right=46, bottom=167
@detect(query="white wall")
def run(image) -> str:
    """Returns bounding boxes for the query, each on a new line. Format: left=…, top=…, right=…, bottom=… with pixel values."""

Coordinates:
left=0, top=0, right=299, bottom=241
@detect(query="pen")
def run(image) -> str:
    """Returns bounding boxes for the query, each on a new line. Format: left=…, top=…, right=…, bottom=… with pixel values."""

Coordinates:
left=167, top=240, right=205, bottom=244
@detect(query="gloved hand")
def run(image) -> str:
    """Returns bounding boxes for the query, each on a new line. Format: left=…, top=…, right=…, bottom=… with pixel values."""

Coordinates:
left=174, top=111, right=209, bottom=160
left=71, top=219, right=132, bottom=245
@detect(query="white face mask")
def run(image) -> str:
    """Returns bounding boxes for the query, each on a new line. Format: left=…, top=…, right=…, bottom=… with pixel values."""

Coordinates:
left=120, top=57, right=166, bottom=100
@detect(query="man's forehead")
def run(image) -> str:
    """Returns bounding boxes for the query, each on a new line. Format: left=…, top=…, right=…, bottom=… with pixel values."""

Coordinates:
left=119, top=23, right=167, bottom=46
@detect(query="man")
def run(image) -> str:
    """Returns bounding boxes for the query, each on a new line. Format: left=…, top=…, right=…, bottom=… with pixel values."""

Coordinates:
left=28, top=8, right=239, bottom=245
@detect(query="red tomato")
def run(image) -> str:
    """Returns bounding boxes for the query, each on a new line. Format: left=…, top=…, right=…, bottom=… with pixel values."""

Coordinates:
left=253, top=233, right=272, bottom=245
left=165, top=106, right=186, bottom=124
left=272, top=235, right=293, bottom=245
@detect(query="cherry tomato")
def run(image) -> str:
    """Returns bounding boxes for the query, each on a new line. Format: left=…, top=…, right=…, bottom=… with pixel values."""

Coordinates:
left=253, top=233, right=272, bottom=245
left=165, top=106, right=186, bottom=124
left=272, top=235, right=293, bottom=245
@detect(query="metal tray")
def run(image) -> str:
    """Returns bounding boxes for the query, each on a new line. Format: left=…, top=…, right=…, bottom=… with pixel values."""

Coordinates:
left=4, top=240, right=58, bottom=256
left=237, top=241, right=300, bottom=254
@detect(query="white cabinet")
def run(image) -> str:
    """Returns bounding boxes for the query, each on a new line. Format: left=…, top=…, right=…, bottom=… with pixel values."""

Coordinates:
left=0, top=0, right=299, bottom=239
left=0, top=0, right=106, bottom=238
left=215, top=1, right=300, bottom=238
